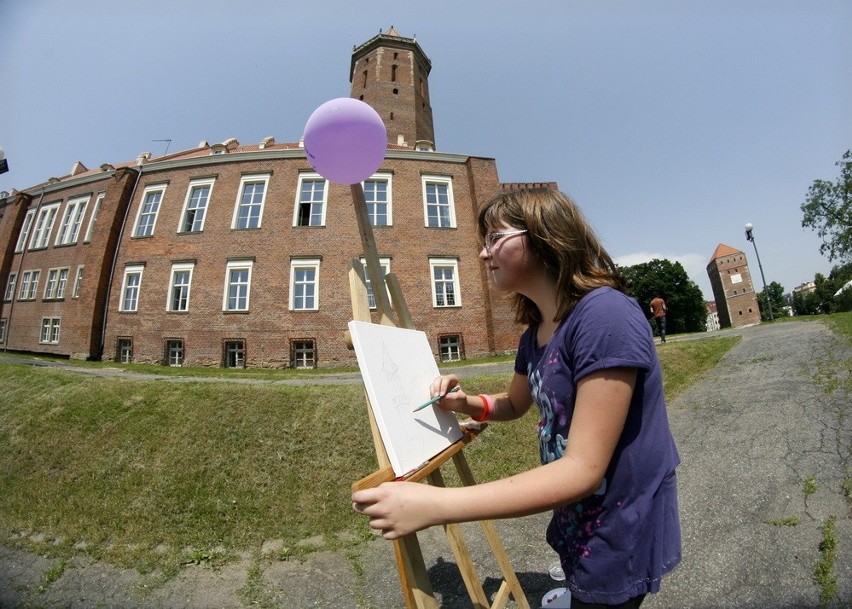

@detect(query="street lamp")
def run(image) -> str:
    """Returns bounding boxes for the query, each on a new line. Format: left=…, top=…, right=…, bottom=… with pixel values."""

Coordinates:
left=744, top=222, right=773, bottom=321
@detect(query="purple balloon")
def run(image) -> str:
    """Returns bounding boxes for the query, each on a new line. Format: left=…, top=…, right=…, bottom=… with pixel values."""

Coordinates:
left=303, top=98, right=388, bottom=184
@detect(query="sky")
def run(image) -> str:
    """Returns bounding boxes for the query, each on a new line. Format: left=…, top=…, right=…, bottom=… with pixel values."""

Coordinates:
left=1, top=0, right=850, bottom=301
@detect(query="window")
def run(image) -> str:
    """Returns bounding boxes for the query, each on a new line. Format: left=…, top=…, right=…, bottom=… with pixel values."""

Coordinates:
left=30, top=202, right=60, bottom=249
left=233, top=174, right=269, bottom=229
left=291, top=339, right=316, bottom=369
left=422, top=177, right=455, bottom=228
left=4, top=272, right=16, bottom=301
left=224, top=260, right=253, bottom=311
left=360, top=257, right=391, bottom=309
left=439, top=335, right=463, bottom=362
left=180, top=179, right=213, bottom=233
left=55, top=196, right=89, bottom=245
left=223, top=340, right=245, bottom=368
left=364, top=176, right=391, bottom=226
left=43, top=268, right=69, bottom=300
left=83, top=193, right=104, bottom=242
left=168, top=262, right=194, bottom=312
left=117, top=338, right=133, bottom=363
left=290, top=259, right=320, bottom=311
left=165, top=339, right=184, bottom=366
left=133, top=186, right=166, bottom=237
left=15, top=209, right=35, bottom=252
left=19, top=270, right=40, bottom=300
left=72, top=266, right=84, bottom=298
left=0, top=318, right=6, bottom=342
left=294, top=174, right=327, bottom=227
left=120, top=265, right=144, bottom=312
left=430, top=258, right=461, bottom=307
left=40, top=318, right=61, bottom=344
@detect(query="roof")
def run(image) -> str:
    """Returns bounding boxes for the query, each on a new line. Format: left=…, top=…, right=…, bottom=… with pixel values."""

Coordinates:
left=709, top=243, right=742, bottom=263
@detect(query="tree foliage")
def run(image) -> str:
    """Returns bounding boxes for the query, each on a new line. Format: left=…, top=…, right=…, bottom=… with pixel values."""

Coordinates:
left=755, top=281, right=787, bottom=321
left=792, top=262, right=852, bottom=315
left=801, top=150, right=852, bottom=262
left=619, top=259, right=707, bottom=334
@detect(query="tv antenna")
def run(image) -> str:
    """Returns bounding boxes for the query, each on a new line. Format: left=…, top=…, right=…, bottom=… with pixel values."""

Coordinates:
left=152, top=139, right=172, bottom=156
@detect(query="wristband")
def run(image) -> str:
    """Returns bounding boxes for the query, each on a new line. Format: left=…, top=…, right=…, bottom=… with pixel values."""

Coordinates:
left=473, top=394, right=494, bottom=422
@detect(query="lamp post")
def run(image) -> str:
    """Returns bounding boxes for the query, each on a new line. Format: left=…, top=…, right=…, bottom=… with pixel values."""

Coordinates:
left=744, top=222, right=773, bottom=321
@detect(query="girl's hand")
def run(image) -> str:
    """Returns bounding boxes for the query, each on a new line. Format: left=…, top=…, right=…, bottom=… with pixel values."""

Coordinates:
left=429, top=374, right=468, bottom=413
left=352, top=482, right=445, bottom=539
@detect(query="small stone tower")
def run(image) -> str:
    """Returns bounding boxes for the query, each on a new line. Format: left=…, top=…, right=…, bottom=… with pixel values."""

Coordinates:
left=350, top=26, right=435, bottom=150
left=706, top=243, right=762, bottom=328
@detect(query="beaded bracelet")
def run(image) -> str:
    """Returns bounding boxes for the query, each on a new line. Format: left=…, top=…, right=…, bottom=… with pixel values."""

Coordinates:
left=473, top=393, right=495, bottom=422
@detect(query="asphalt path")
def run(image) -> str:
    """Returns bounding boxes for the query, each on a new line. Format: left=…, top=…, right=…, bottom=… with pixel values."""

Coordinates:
left=0, top=320, right=849, bottom=608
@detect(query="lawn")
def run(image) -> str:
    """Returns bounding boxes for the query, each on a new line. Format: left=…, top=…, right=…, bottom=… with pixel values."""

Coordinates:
left=7, top=317, right=833, bottom=575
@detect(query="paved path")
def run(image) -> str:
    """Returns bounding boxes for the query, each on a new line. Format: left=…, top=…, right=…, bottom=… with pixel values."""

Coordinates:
left=1, top=321, right=849, bottom=608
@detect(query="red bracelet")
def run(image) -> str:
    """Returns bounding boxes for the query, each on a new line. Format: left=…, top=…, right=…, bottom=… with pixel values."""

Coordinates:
left=473, top=394, right=494, bottom=422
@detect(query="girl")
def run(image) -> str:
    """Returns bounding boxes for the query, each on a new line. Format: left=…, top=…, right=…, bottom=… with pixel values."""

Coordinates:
left=352, top=187, right=681, bottom=608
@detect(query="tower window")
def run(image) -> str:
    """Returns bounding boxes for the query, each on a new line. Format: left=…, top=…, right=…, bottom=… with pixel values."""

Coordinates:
left=393, top=88, right=398, bottom=95
left=363, top=70, right=367, bottom=88
left=391, top=64, right=397, bottom=82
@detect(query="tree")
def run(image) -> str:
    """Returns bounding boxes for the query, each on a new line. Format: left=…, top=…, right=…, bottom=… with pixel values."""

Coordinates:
left=801, top=150, right=852, bottom=262
left=755, top=281, right=787, bottom=321
left=619, top=259, right=707, bottom=334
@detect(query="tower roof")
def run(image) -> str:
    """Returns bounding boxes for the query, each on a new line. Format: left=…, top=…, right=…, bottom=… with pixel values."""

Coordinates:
left=709, top=243, right=742, bottom=263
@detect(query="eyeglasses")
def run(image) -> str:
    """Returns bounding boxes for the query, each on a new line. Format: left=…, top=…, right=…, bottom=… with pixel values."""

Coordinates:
left=484, top=229, right=528, bottom=253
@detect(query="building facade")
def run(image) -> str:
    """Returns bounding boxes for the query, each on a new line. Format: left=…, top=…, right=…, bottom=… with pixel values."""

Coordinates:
left=706, top=243, right=762, bottom=329
left=0, top=28, right=528, bottom=368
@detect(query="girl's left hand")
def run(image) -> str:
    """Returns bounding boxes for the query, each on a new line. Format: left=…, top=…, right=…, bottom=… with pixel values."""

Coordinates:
left=352, top=482, right=445, bottom=539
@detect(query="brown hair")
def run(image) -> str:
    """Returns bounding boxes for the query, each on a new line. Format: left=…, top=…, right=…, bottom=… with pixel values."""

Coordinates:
left=478, top=187, right=626, bottom=326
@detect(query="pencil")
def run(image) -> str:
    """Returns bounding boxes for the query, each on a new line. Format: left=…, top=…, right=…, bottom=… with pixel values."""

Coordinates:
left=412, top=386, right=460, bottom=412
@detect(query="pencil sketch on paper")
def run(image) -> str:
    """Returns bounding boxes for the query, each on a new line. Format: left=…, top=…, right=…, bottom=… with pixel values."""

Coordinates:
left=348, top=320, right=463, bottom=476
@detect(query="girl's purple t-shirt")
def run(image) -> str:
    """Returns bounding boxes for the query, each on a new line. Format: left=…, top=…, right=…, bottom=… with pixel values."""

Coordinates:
left=514, top=287, right=681, bottom=604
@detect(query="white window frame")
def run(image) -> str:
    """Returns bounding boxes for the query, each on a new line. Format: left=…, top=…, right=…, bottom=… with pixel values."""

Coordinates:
left=83, top=193, right=104, bottom=243
left=363, top=174, right=393, bottom=226
left=133, top=185, right=166, bottom=237
left=29, top=202, right=60, bottom=249
left=72, top=266, right=84, bottom=298
left=19, top=270, right=40, bottom=300
left=55, top=195, right=90, bottom=246
left=119, top=265, right=144, bottom=312
left=359, top=257, right=391, bottom=310
left=430, top=258, right=461, bottom=307
left=289, top=259, right=320, bottom=311
left=0, top=318, right=6, bottom=342
left=43, top=267, right=69, bottom=300
left=421, top=176, right=456, bottom=228
left=15, top=209, right=36, bottom=252
left=166, top=339, right=184, bottom=367
left=223, top=260, right=254, bottom=312
left=293, top=173, right=328, bottom=227
left=439, top=335, right=462, bottom=362
left=232, top=174, right=270, bottom=229
left=179, top=178, right=214, bottom=233
left=167, top=262, right=195, bottom=312
left=4, top=272, right=17, bottom=301
left=40, top=317, right=61, bottom=344
left=117, top=338, right=133, bottom=363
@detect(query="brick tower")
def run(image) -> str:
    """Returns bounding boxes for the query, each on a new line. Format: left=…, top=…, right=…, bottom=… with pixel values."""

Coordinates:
left=706, top=243, right=762, bottom=328
left=350, top=26, right=435, bottom=149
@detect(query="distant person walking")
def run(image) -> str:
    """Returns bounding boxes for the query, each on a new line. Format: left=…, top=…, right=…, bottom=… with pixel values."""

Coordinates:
left=650, top=294, right=667, bottom=343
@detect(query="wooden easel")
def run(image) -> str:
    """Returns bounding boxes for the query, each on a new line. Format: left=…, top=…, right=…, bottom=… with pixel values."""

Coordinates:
left=346, top=184, right=530, bottom=609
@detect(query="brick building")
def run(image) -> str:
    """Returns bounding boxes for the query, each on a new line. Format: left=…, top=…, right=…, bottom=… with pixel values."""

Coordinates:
left=706, top=243, right=762, bottom=329
left=0, top=27, right=533, bottom=368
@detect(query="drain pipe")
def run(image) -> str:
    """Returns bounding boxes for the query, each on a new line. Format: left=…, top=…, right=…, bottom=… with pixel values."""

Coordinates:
left=97, top=164, right=143, bottom=360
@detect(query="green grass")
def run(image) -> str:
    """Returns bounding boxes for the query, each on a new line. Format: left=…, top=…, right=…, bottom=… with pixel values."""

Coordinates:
left=0, top=333, right=740, bottom=575
left=656, top=336, right=741, bottom=402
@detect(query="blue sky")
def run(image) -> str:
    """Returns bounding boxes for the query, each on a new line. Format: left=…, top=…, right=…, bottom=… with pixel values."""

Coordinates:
left=1, top=0, right=850, bottom=300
